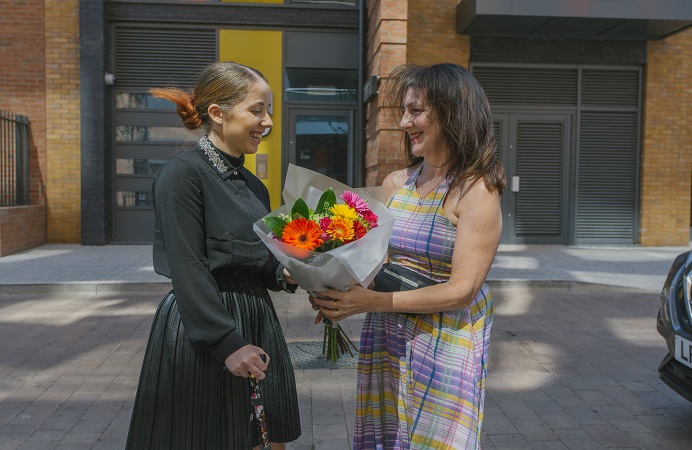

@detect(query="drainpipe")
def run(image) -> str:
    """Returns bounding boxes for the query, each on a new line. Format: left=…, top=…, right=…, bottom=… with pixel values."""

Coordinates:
left=357, top=0, right=366, bottom=187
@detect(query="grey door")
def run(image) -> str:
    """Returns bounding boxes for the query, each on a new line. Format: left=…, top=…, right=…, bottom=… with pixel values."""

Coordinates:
left=498, top=114, right=572, bottom=244
left=286, top=108, right=355, bottom=186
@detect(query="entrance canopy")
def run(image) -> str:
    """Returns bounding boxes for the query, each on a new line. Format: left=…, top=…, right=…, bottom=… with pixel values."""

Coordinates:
left=457, top=0, right=692, bottom=40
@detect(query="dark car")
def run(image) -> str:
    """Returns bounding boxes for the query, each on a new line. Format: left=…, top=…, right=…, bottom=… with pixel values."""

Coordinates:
left=657, top=249, right=692, bottom=402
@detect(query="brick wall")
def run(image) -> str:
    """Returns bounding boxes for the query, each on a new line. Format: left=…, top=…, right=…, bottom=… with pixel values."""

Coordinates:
left=0, top=206, right=47, bottom=256
left=46, top=0, right=81, bottom=243
left=407, top=0, right=469, bottom=67
left=0, top=0, right=81, bottom=252
left=640, top=28, right=692, bottom=246
left=0, top=0, right=48, bottom=255
left=0, top=0, right=47, bottom=208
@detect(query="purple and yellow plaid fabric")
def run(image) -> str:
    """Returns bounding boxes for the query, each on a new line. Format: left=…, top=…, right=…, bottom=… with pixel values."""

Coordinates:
left=354, top=164, right=493, bottom=449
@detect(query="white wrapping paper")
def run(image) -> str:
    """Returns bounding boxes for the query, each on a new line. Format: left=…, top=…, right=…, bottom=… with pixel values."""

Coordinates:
left=253, top=164, right=394, bottom=293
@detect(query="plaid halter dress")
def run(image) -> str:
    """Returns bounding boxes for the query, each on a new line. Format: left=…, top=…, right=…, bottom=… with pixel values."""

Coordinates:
left=353, top=163, right=493, bottom=449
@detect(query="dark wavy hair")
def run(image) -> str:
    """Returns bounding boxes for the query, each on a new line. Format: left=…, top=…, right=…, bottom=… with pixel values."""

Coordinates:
left=384, top=63, right=506, bottom=195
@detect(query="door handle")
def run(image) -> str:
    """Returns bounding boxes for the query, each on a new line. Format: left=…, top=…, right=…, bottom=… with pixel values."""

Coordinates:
left=511, top=176, right=520, bottom=192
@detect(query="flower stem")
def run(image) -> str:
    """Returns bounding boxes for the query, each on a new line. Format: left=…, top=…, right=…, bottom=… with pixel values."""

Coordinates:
left=321, top=319, right=358, bottom=363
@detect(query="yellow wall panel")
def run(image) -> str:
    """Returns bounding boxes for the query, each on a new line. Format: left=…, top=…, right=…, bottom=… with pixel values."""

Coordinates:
left=219, top=29, right=283, bottom=209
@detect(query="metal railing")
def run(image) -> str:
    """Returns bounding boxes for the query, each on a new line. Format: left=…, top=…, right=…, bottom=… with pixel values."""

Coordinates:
left=0, top=110, right=30, bottom=206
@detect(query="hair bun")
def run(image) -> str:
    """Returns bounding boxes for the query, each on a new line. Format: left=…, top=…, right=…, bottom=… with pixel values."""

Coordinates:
left=178, top=95, right=202, bottom=130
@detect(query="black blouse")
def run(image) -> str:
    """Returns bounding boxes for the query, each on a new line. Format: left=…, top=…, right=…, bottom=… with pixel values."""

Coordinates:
left=152, top=136, right=293, bottom=364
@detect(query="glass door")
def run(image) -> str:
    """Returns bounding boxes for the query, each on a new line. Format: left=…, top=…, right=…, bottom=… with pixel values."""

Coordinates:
left=287, top=108, right=355, bottom=186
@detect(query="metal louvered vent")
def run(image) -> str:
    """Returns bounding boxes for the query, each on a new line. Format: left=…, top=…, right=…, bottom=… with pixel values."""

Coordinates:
left=581, top=70, right=640, bottom=107
left=115, top=28, right=217, bottom=90
left=577, top=112, right=638, bottom=241
left=473, top=67, right=578, bottom=106
left=515, top=122, right=564, bottom=236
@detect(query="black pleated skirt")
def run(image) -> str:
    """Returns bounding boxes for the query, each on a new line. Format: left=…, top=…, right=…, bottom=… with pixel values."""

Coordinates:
left=126, top=272, right=301, bottom=449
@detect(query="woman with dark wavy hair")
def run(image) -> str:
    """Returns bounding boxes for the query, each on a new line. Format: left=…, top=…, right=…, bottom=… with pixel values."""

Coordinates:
left=126, top=61, right=301, bottom=449
left=311, top=62, right=505, bottom=449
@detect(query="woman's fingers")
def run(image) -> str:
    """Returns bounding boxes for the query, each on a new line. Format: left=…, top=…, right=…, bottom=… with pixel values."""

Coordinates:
left=249, top=365, right=265, bottom=380
left=310, top=294, right=344, bottom=318
left=308, top=295, right=341, bottom=320
left=309, top=286, right=361, bottom=322
left=314, top=304, right=344, bottom=321
left=283, top=268, right=297, bottom=285
left=224, top=345, right=269, bottom=379
left=311, top=294, right=338, bottom=309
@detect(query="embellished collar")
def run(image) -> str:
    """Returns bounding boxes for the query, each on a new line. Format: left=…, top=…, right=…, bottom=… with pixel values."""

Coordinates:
left=198, top=135, right=244, bottom=179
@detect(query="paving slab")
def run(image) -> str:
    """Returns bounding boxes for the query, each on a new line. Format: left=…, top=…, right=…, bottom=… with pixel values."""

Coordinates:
left=1, top=283, right=692, bottom=449
left=1, top=241, right=690, bottom=293
left=1, top=237, right=692, bottom=448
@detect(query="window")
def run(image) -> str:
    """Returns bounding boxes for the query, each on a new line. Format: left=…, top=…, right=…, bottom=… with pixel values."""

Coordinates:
left=285, top=68, right=358, bottom=102
left=115, top=126, right=201, bottom=142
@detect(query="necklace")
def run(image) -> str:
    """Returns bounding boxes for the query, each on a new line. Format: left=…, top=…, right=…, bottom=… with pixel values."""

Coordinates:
left=416, top=173, right=445, bottom=204
left=416, top=178, right=444, bottom=203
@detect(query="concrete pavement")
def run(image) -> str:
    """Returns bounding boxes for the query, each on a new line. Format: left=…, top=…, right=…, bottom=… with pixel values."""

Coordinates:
left=1, top=240, right=691, bottom=449
left=1, top=242, right=690, bottom=291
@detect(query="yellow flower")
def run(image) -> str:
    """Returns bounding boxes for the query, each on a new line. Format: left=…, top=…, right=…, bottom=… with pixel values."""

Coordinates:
left=330, top=204, right=358, bottom=220
left=326, top=216, right=355, bottom=242
left=281, top=218, right=324, bottom=250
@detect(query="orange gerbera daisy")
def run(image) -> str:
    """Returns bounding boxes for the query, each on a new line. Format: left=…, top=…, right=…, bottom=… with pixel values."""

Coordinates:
left=326, top=216, right=355, bottom=242
left=281, top=218, right=323, bottom=250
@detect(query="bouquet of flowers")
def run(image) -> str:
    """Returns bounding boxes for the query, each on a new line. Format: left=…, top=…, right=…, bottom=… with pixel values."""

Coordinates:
left=254, top=164, right=394, bottom=363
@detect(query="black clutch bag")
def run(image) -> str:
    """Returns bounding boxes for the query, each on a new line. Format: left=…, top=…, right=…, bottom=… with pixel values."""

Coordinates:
left=373, top=263, right=439, bottom=292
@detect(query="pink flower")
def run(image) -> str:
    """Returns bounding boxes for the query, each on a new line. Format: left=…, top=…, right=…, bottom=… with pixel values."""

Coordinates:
left=341, top=191, right=369, bottom=214
left=319, top=217, right=332, bottom=242
left=360, top=209, right=378, bottom=227
left=320, top=217, right=332, bottom=230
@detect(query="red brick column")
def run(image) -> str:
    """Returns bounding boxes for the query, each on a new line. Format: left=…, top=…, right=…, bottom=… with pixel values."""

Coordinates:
left=364, top=0, right=409, bottom=187
left=364, top=0, right=470, bottom=188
